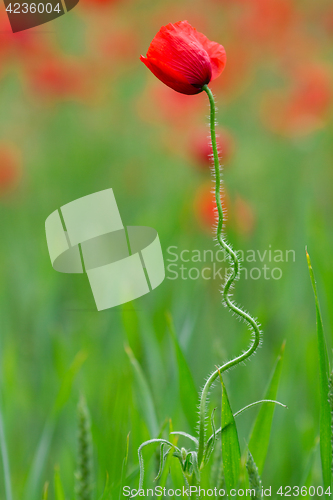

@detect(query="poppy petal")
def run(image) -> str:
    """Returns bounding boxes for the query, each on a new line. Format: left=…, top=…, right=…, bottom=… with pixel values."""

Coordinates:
left=193, top=31, right=227, bottom=80
left=141, top=20, right=226, bottom=94
left=140, top=55, right=202, bottom=94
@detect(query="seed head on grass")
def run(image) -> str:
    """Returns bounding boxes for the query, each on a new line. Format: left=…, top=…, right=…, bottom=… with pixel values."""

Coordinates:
left=246, top=450, right=262, bottom=500
left=329, top=370, right=333, bottom=473
left=75, top=395, right=93, bottom=500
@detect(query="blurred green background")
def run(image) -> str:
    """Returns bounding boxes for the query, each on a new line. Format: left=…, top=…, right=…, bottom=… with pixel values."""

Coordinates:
left=0, top=0, right=332, bottom=497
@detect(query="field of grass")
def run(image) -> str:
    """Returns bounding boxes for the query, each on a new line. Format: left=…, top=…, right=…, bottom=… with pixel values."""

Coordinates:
left=0, top=0, right=333, bottom=498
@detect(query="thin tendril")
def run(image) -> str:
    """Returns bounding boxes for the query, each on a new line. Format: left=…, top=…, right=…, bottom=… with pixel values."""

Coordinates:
left=197, top=85, right=261, bottom=467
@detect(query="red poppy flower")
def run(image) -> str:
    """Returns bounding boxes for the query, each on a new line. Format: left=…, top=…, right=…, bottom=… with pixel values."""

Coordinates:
left=140, top=20, right=226, bottom=95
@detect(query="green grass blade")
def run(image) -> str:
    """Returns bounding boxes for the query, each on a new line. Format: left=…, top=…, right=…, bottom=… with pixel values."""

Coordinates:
left=248, top=341, right=285, bottom=475
left=53, top=350, right=88, bottom=416
left=159, top=420, right=179, bottom=489
left=42, top=482, right=49, bottom=500
left=121, top=302, right=142, bottom=360
left=299, top=437, right=319, bottom=488
left=54, top=467, right=65, bottom=500
left=125, top=345, right=159, bottom=438
left=25, top=350, right=87, bottom=500
left=220, top=375, right=241, bottom=494
left=138, top=312, right=166, bottom=404
left=306, top=250, right=332, bottom=489
left=170, top=455, right=188, bottom=491
left=118, top=433, right=130, bottom=500
left=98, top=473, right=110, bottom=500
left=0, top=406, right=13, bottom=500
left=25, top=421, right=54, bottom=500
left=166, top=313, right=198, bottom=432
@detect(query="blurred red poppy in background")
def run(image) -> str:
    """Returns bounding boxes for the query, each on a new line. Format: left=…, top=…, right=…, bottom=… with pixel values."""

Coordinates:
left=288, top=65, right=332, bottom=123
left=210, top=42, right=253, bottom=99
left=194, top=184, right=228, bottom=231
left=324, top=6, right=333, bottom=34
left=189, top=126, right=234, bottom=169
left=194, top=185, right=254, bottom=236
left=25, top=56, right=95, bottom=101
left=0, top=143, right=21, bottom=195
left=236, top=0, right=296, bottom=49
left=0, top=10, right=48, bottom=63
left=140, top=20, right=226, bottom=95
left=136, top=82, right=207, bottom=128
left=261, top=63, right=332, bottom=136
left=82, top=0, right=120, bottom=7
left=234, top=195, right=255, bottom=237
left=98, top=28, right=139, bottom=65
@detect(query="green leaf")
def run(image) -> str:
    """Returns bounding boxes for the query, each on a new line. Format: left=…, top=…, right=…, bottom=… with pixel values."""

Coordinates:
left=306, top=250, right=332, bottom=489
left=166, top=313, right=198, bottom=432
left=248, top=341, right=285, bottom=475
left=0, top=404, right=13, bottom=500
left=204, top=399, right=287, bottom=460
left=220, top=376, right=241, bottom=494
left=42, top=482, right=49, bottom=500
left=125, top=345, right=159, bottom=438
left=54, top=467, right=65, bottom=500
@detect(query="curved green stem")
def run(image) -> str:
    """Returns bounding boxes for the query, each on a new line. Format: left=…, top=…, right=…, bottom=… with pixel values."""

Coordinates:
left=204, top=399, right=287, bottom=456
left=197, top=85, right=261, bottom=467
left=138, top=439, right=181, bottom=490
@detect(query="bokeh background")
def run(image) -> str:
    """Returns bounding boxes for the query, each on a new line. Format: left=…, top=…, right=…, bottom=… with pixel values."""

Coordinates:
left=0, top=0, right=333, bottom=497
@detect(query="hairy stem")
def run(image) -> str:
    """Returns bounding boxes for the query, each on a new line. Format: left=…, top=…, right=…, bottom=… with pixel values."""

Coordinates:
left=197, top=85, right=261, bottom=466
